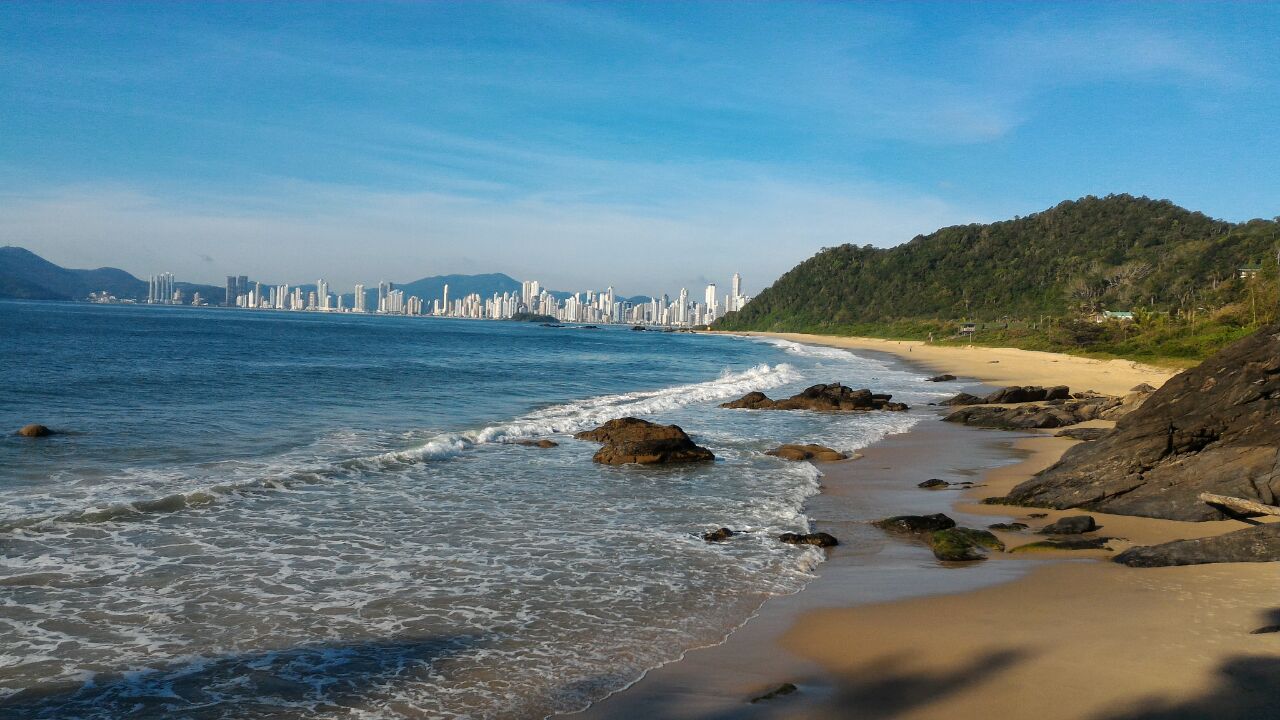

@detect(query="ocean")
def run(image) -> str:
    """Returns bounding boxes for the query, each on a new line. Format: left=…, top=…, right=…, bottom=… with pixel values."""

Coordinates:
left=0, top=301, right=947, bottom=719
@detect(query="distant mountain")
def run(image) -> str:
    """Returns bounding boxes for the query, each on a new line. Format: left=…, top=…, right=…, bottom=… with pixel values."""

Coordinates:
left=715, top=195, right=1280, bottom=332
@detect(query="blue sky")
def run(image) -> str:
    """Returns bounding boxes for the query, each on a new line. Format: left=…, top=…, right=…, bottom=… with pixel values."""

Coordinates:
left=2, top=2, right=1277, bottom=294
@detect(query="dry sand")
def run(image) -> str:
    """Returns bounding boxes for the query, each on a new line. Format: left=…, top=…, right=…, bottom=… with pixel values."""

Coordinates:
left=732, top=331, right=1178, bottom=396
left=576, top=334, right=1278, bottom=719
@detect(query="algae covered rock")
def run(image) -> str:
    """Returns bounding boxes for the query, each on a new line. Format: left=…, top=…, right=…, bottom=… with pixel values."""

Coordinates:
left=873, top=513, right=956, bottom=534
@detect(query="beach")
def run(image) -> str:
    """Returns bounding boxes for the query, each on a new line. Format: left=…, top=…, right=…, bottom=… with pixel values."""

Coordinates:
left=576, top=333, right=1280, bottom=719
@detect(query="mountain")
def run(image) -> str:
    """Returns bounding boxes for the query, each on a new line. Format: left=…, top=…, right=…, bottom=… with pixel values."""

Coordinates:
left=0, top=246, right=228, bottom=303
left=715, top=195, right=1280, bottom=333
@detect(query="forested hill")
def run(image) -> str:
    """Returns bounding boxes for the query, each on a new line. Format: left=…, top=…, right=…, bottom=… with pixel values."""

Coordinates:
left=715, top=195, right=1279, bottom=335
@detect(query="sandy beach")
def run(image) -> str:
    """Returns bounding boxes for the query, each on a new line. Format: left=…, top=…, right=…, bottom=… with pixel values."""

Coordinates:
left=576, top=333, right=1280, bottom=719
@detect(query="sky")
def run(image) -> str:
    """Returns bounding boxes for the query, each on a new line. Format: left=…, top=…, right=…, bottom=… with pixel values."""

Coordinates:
left=1, top=2, right=1277, bottom=296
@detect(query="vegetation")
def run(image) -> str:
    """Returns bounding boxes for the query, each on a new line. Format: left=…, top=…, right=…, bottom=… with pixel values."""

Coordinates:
left=714, top=195, right=1280, bottom=363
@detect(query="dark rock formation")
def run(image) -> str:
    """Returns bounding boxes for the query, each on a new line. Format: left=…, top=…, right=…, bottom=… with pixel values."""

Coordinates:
left=984, top=385, right=1072, bottom=404
left=703, top=527, right=735, bottom=542
left=1001, top=324, right=1280, bottom=521
left=943, top=401, right=1106, bottom=429
left=927, top=374, right=957, bottom=382
left=988, top=522, right=1029, bottom=531
left=766, top=443, right=848, bottom=462
left=514, top=439, right=558, bottom=448
left=750, top=683, right=798, bottom=703
left=778, top=531, right=839, bottom=547
left=1038, top=515, right=1098, bottom=535
left=1010, top=537, right=1114, bottom=553
left=631, top=325, right=646, bottom=331
left=873, top=513, right=956, bottom=534
left=1113, top=523, right=1280, bottom=567
left=1055, top=427, right=1111, bottom=441
left=1251, top=625, right=1280, bottom=635
left=1131, top=383, right=1157, bottom=393
left=929, top=527, right=1005, bottom=561
left=721, top=384, right=908, bottom=412
left=939, top=392, right=984, bottom=406
left=574, top=418, right=715, bottom=465
left=16, top=424, right=53, bottom=437
left=918, top=478, right=950, bottom=489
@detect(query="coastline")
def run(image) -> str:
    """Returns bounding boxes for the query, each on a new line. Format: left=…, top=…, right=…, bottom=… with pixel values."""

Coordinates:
left=575, top=332, right=1280, bottom=718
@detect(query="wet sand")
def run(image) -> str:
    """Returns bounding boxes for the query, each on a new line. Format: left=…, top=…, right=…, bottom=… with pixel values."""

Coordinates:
left=572, top=337, right=1280, bottom=719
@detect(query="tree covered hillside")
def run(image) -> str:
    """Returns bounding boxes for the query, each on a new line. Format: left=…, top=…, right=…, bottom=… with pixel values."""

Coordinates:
left=715, top=195, right=1279, bottom=361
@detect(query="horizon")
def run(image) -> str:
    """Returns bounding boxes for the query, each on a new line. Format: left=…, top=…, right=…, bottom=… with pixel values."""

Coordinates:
left=3, top=2, right=1278, bottom=293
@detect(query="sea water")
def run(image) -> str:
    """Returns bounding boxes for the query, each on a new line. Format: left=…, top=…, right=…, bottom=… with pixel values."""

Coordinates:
left=0, top=301, right=948, bottom=719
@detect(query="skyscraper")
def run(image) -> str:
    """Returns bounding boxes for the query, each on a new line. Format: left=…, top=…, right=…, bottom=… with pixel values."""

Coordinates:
left=354, top=284, right=365, bottom=312
left=225, top=276, right=236, bottom=306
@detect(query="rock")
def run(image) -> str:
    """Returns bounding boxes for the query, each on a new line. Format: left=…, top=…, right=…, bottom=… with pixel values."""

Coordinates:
left=988, top=522, right=1029, bottom=531
left=1002, top=324, right=1280, bottom=521
left=750, top=682, right=798, bottom=703
left=778, top=531, right=838, bottom=547
left=16, top=424, right=53, bottom=437
left=982, top=385, right=1070, bottom=403
left=873, top=513, right=956, bottom=534
left=940, top=392, right=984, bottom=406
left=1028, top=513, right=1048, bottom=518
left=1113, top=523, right=1280, bottom=567
left=927, top=374, right=957, bottom=382
left=1251, top=625, right=1280, bottom=635
left=766, top=443, right=848, bottom=462
left=574, top=418, right=715, bottom=465
left=1038, top=515, right=1098, bottom=535
left=929, top=527, right=1004, bottom=561
left=1054, top=427, right=1111, bottom=441
left=721, top=384, right=908, bottom=412
left=1010, top=537, right=1114, bottom=553
left=514, top=439, right=558, bottom=448
left=703, top=527, right=735, bottom=542
left=943, top=404, right=1081, bottom=429
left=918, top=478, right=950, bottom=489
left=631, top=325, right=646, bottom=331
left=1130, top=383, right=1157, bottom=393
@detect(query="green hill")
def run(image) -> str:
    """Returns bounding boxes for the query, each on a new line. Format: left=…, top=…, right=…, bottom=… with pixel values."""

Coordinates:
left=715, top=195, right=1280, bottom=362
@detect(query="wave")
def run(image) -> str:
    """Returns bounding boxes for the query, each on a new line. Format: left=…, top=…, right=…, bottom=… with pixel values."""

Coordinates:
left=1, top=363, right=800, bottom=532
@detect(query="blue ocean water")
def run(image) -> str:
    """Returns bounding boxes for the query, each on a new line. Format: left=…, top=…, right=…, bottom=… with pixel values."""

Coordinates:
left=0, top=301, right=947, bottom=719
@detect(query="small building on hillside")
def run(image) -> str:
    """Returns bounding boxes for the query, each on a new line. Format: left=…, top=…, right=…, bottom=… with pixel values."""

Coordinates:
left=1093, top=310, right=1135, bottom=323
left=959, top=322, right=977, bottom=336
left=1239, top=267, right=1262, bottom=280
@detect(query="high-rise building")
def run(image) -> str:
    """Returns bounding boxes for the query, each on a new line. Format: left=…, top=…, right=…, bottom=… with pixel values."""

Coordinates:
left=354, top=284, right=365, bottom=312
left=225, top=276, right=236, bottom=306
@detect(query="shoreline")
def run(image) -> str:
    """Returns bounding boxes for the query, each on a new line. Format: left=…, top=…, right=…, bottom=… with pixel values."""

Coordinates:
left=576, top=332, right=1280, bottom=718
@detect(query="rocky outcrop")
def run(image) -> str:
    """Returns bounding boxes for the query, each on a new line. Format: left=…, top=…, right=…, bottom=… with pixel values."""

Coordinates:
left=943, top=399, right=1111, bottom=429
left=927, top=374, right=957, bottom=382
left=514, top=439, right=558, bottom=448
left=939, top=392, right=984, bottom=406
left=721, top=384, right=908, bottom=412
left=1009, top=537, right=1114, bottom=553
left=1055, top=427, right=1111, bottom=441
left=1001, top=324, right=1280, bottom=521
left=778, top=531, right=838, bottom=547
left=766, top=444, right=848, bottom=462
left=989, top=522, right=1028, bottom=531
left=918, top=479, right=950, bottom=489
left=1113, top=523, right=1280, bottom=567
left=1038, top=515, right=1098, bottom=535
left=16, top=424, right=53, bottom=437
left=943, top=386, right=1071, bottom=406
left=703, top=527, right=735, bottom=542
left=873, top=513, right=956, bottom=534
left=574, top=418, right=715, bottom=465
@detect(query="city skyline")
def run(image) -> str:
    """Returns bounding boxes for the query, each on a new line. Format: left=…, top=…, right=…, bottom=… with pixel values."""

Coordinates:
left=140, top=265, right=753, bottom=327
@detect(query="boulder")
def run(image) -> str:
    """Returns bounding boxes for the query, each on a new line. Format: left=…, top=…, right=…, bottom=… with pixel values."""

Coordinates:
left=778, top=531, right=838, bottom=547
left=928, top=527, right=1005, bottom=562
left=16, top=424, right=54, bottom=437
left=940, top=392, right=984, bottom=406
left=984, top=385, right=1072, bottom=404
left=766, top=443, right=848, bottom=462
left=721, top=384, right=908, bottom=412
left=918, top=479, right=950, bottom=489
left=927, top=374, right=957, bottom=382
left=574, top=418, right=715, bottom=465
left=703, top=527, right=735, bottom=542
left=873, top=513, right=956, bottom=534
left=943, top=404, right=1082, bottom=429
left=1054, top=427, right=1111, bottom=442
left=1130, top=383, right=1157, bottom=393
left=1010, top=537, right=1113, bottom=553
left=514, top=439, right=558, bottom=448
left=1113, top=523, right=1280, bottom=567
left=1001, top=324, right=1280, bottom=521
left=1038, top=515, right=1098, bottom=535
left=988, top=522, right=1029, bottom=531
